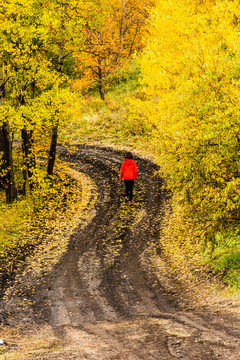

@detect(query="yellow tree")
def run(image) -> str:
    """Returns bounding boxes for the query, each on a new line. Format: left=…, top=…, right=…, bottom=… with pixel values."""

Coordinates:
left=134, top=0, right=240, bottom=244
left=0, top=0, right=47, bottom=200
left=0, top=60, right=17, bottom=203
left=43, top=0, right=84, bottom=176
left=0, top=0, right=83, bottom=201
left=0, top=0, right=61, bottom=196
left=73, top=0, right=155, bottom=100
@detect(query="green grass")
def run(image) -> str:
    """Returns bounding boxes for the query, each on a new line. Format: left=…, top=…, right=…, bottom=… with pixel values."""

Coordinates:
left=205, top=232, right=240, bottom=290
left=59, top=61, right=149, bottom=146
left=208, top=250, right=240, bottom=290
left=0, top=194, right=32, bottom=253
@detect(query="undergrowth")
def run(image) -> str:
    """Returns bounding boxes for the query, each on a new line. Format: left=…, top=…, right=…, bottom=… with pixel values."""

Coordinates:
left=0, top=162, right=84, bottom=296
left=205, top=232, right=240, bottom=290
left=59, top=61, right=149, bottom=146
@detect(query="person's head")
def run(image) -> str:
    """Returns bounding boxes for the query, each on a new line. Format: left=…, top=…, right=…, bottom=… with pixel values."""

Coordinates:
left=125, top=151, right=133, bottom=159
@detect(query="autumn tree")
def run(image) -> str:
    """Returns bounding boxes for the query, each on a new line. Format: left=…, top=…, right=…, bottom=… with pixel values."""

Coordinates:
left=73, top=0, right=155, bottom=100
left=0, top=0, right=83, bottom=201
left=0, top=59, right=17, bottom=203
left=0, top=0, right=59, bottom=196
left=46, top=0, right=67, bottom=177
left=45, top=0, right=84, bottom=176
left=133, top=0, right=240, bottom=245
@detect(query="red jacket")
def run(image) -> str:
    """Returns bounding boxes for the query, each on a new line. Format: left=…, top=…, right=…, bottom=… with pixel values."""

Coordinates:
left=120, top=159, right=137, bottom=181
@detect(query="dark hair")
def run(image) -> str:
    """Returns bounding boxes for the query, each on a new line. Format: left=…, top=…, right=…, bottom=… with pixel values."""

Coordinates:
left=125, top=151, right=133, bottom=159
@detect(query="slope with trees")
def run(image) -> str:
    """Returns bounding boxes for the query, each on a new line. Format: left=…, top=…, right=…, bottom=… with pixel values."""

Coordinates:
left=0, top=0, right=83, bottom=202
left=132, top=0, right=240, bottom=285
left=72, top=0, right=155, bottom=100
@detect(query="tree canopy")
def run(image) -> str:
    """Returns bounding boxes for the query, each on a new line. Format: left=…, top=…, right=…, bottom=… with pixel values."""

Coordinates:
left=72, top=0, right=155, bottom=99
left=0, top=0, right=153, bottom=202
left=0, top=0, right=83, bottom=202
left=134, top=0, right=240, bottom=244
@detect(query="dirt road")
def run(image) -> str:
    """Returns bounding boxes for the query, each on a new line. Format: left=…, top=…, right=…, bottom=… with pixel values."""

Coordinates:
left=3, top=145, right=240, bottom=359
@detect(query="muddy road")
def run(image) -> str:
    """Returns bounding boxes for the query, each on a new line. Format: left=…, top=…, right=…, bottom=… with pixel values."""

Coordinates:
left=8, top=145, right=240, bottom=359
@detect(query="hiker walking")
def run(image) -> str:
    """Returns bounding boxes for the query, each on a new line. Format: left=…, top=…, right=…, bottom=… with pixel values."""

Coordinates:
left=120, top=152, right=137, bottom=205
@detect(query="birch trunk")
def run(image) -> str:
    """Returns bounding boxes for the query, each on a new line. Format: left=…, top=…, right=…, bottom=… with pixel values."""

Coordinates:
left=47, top=1, right=65, bottom=177
left=0, top=60, right=17, bottom=203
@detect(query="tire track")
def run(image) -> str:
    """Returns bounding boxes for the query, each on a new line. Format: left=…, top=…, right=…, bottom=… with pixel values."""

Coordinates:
left=35, top=145, right=240, bottom=360
left=48, top=145, right=171, bottom=323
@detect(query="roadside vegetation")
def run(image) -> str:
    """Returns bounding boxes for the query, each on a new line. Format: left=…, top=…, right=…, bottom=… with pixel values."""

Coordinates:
left=60, top=58, right=240, bottom=295
left=0, top=164, right=96, bottom=297
left=135, top=0, right=240, bottom=293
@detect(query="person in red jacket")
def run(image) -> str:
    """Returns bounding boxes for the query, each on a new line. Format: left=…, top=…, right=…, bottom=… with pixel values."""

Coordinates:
left=120, top=152, right=137, bottom=205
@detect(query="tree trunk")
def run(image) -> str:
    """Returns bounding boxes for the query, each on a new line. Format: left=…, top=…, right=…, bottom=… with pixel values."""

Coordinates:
left=47, top=1, right=65, bottom=177
left=118, top=0, right=126, bottom=66
left=21, top=127, right=35, bottom=192
left=96, top=33, right=106, bottom=101
left=0, top=60, right=17, bottom=203
left=98, top=58, right=105, bottom=101
left=99, top=78, right=105, bottom=100
left=0, top=123, right=17, bottom=203
left=20, top=90, right=36, bottom=193
left=47, top=119, right=58, bottom=176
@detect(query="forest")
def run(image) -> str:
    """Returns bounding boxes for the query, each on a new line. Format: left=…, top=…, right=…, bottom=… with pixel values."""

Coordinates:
left=1, top=0, right=240, bottom=305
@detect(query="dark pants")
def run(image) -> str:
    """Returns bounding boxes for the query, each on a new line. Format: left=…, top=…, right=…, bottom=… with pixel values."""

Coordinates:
left=124, top=180, right=134, bottom=201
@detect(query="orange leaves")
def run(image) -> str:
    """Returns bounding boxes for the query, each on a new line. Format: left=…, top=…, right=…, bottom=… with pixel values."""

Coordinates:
left=130, top=0, right=240, bottom=253
left=72, top=0, right=155, bottom=99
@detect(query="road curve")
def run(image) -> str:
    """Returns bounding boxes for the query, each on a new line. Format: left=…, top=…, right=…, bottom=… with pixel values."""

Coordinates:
left=46, top=145, right=172, bottom=324
left=35, top=145, right=240, bottom=360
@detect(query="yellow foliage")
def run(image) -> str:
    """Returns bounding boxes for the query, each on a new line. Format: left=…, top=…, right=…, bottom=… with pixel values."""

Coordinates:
left=72, top=0, right=155, bottom=98
left=132, top=0, right=240, bottom=243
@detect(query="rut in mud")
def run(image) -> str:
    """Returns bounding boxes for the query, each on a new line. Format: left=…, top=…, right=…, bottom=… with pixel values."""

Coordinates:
left=3, top=145, right=240, bottom=360
left=44, top=145, right=174, bottom=326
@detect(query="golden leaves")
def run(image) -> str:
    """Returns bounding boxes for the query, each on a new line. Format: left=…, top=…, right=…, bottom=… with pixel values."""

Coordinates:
left=72, top=0, right=154, bottom=99
left=124, top=0, right=240, bottom=291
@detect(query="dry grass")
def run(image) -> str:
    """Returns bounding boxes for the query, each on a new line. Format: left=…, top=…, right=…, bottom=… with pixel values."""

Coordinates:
left=0, top=324, right=61, bottom=359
